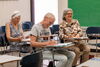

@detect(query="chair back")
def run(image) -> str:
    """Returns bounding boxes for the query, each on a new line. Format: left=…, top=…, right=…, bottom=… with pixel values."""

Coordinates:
left=50, top=25, right=64, bottom=43
left=22, top=21, right=32, bottom=31
left=86, top=27, right=100, bottom=39
left=0, top=27, right=10, bottom=54
left=52, top=25, right=59, bottom=34
left=0, top=26, right=9, bottom=46
left=0, top=26, right=6, bottom=34
left=0, top=35, right=4, bottom=46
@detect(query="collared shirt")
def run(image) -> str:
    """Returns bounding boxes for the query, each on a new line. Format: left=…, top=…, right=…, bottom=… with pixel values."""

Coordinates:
left=59, top=19, right=83, bottom=39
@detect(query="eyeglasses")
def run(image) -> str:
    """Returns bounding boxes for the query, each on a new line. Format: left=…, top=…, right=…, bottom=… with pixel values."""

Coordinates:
left=67, top=13, right=72, bottom=14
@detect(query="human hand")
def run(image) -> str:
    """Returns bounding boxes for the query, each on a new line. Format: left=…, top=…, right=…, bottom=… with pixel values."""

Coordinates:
left=74, top=34, right=80, bottom=38
left=46, top=40, right=57, bottom=45
left=18, top=36, right=24, bottom=41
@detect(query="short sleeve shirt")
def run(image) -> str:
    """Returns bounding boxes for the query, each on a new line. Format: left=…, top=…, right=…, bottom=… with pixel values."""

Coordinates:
left=31, top=23, right=51, bottom=42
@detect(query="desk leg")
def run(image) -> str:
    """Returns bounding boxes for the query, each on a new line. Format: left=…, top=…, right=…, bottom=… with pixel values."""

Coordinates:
left=52, top=49, right=56, bottom=67
left=17, top=60, right=19, bottom=67
left=47, top=49, right=56, bottom=67
left=1, top=64, right=4, bottom=67
left=52, top=52, right=56, bottom=67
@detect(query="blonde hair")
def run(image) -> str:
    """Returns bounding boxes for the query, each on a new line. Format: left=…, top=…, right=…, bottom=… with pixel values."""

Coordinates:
left=63, top=8, right=73, bottom=21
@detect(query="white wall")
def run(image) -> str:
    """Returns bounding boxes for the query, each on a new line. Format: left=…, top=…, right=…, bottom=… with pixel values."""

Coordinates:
left=34, top=0, right=58, bottom=24
left=58, top=0, right=68, bottom=24
left=0, top=0, right=31, bottom=26
left=0, top=0, right=68, bottom=26
left=34, top=0, right=68, bottom=24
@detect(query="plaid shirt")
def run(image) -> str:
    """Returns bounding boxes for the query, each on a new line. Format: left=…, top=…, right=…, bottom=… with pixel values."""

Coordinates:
left=59, top=19, right=83, bottom=39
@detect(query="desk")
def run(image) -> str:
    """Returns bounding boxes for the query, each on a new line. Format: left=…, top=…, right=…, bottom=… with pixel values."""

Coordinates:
left=64, top=37, right=89, bottom=41
left=0, top=55, right=22, bottom=67
left=77, top=57, right=100, bottom=67
left=63, top=37, right=89, bottom=43
left=44, top=42, right=74, bottom=67
left=46, top=42, right=73, bottom=48
left=72, top=37, right=89, bottom=40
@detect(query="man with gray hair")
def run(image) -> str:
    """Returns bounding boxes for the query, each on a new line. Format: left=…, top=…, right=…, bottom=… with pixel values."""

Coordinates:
left=29, top=13, right=75, bottom=67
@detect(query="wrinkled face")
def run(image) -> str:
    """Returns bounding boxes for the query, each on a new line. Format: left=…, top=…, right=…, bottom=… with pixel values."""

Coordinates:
left=65, top=10, right=72, bottom=20
left=44, top=17, right=55, bottom=28
left=12, top=16, right=21, bottom=25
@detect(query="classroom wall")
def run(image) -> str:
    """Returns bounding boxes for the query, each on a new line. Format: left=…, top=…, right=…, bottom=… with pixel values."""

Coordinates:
left=34, top=0, right=68, bottom=24
left=58, top=0, right=68, bottom=24
left=0, top=0, right=31, bottom=26
left=0, top=0, right=68, bottom=26
left=34, top=0, right=58, bottom=24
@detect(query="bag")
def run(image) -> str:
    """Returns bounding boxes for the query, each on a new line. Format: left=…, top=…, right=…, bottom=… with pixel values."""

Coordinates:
left=20, top=52, right=42, bottom=67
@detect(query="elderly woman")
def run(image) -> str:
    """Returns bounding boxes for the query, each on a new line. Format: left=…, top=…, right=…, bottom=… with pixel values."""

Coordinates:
left=59, top=8, right=90, bottom=67
left=6, top=11, right=23, bottom=51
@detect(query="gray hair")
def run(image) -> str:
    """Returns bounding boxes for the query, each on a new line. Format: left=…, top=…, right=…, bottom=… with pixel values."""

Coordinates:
left=11, top=11, right=21, bottom=19
left=63, top=8, right=73, bottom=21
left=44, top=13, right=55, bottom=19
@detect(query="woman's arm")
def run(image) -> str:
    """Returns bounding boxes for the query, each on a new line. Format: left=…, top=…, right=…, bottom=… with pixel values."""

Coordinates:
left=6, top=23, right=22, bottom=42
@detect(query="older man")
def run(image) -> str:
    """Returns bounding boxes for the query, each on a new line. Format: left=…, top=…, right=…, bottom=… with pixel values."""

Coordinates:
left=30, top=13, right=75, bottom=67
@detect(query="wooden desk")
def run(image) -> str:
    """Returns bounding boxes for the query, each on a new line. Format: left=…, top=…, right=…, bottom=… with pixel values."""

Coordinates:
left=0, top=55, right=22, bottom=67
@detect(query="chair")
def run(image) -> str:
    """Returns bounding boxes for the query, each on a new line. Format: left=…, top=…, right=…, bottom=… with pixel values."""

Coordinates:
left=22, top=21, right=33, bottom=31
left=0, top=35, right=5, bottom=54
left=21, top=21, right=33, bottom=56
left=50, top=27, right=54, bottom=34
left=86, top=27, right=100, bottom=53
left=1, top=26, right=6, bottom=33
left=52, top=24, right=59, bottom=34
left=0, top=26, right=10, bottom=47
left=51, top=24, right=64, bottom=43
left=0, top=26, right=9, bottom=54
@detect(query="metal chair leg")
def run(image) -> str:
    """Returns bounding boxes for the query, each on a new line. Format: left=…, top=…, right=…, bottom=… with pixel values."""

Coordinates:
left=17, top=61, right=19, bottom=67
left=1, top=64, right=4, bottom=67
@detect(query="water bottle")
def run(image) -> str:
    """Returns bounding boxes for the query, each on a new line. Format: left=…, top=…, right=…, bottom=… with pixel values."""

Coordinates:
left=53, top=34, right=60, bottom=43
